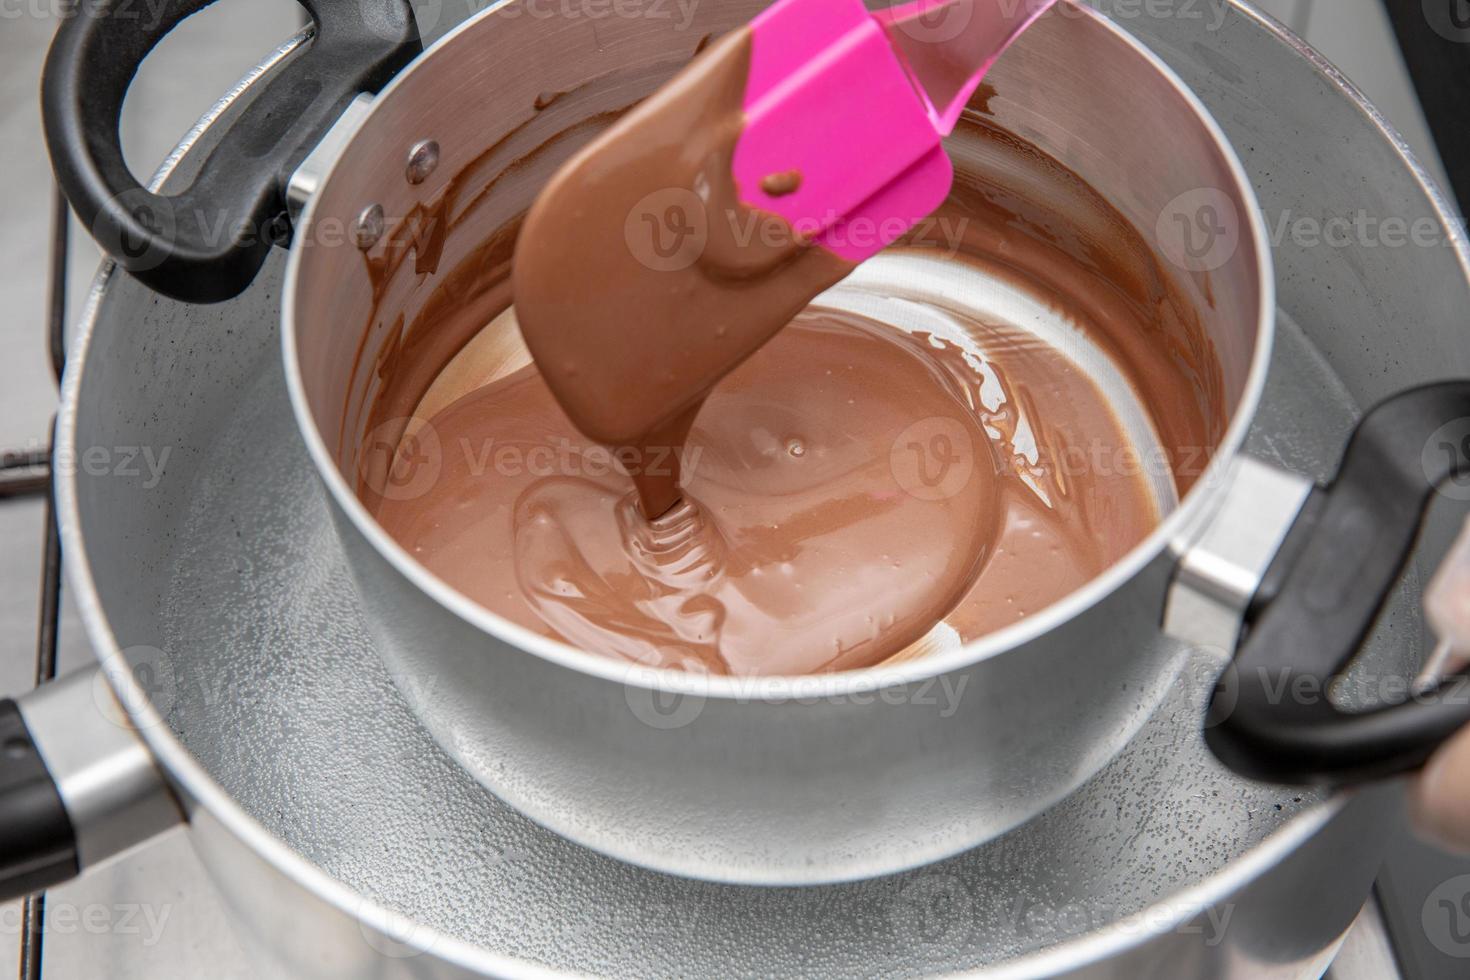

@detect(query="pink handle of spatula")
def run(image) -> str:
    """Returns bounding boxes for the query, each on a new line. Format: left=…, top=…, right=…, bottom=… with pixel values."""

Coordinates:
left=733, top=0, right=1057, bottom=262
left=877, top=0, right=1058, bottom=133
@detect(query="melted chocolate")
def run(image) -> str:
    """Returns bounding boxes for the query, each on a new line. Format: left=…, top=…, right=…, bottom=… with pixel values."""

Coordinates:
left=373, top=307, right=1159, bottom=675
left=759, top=170, right=803, bottom=197
left=353, top=47, right=1224, bottom=676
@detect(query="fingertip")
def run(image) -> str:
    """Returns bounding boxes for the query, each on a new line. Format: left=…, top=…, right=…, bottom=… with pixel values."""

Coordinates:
left=1410, top=726, right=1470, bottom=855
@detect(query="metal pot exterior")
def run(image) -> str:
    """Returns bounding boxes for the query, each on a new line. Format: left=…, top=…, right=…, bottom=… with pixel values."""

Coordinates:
left=285, top=0, right=1272, bottom=884
left=182, top=776, right=1398, bottom=980
left=331, top=493, right=1190, bottom=884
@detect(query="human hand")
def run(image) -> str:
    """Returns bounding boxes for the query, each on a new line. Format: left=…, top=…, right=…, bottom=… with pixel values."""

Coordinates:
left=1411, top=519, right=1470, bottom=851
left=1413, top=717, right=1470, bottom=853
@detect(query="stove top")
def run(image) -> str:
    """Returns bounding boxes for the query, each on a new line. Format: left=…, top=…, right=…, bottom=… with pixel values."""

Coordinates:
left=0, top=0, right=1459, bottom=976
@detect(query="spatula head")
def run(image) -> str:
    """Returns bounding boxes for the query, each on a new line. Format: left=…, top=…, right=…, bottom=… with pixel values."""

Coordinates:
left=513, top=30, right=854, bottom=449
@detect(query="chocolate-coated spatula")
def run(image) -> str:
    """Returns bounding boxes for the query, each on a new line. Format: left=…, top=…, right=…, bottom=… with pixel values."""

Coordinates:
left=513, top=0, right=1055, bottom=460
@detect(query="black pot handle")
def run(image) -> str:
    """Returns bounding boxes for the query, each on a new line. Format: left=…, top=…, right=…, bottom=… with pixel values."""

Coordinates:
left=1208, top=381, right=1470, bottom=784
left=0, top=699, right=76, bottom=899
left=41, top=0, right=422, bottom=304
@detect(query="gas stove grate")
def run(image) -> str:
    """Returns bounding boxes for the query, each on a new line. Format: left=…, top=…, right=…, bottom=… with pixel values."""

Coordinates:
left=7, top=183, right=70, bottom=980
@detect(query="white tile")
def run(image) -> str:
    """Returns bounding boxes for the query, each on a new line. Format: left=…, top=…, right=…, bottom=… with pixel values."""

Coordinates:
left=0, top=9, right=69, bottom=453
left=37, top=830, right=254, bottom=980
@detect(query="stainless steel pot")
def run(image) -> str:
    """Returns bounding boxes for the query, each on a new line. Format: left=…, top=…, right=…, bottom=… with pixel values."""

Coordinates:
left=279, top=0, right=1276, bottom=886
left=277, top=0, right=1470, bottom=886
left=0, top=1, right=1467, bottom=977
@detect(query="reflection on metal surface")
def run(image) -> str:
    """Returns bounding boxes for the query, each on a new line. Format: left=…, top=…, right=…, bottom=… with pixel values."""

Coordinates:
left=286, top=93, right=375, bottom=221
left=1164, top=456, right=1313, bottom=652
left=17, top=668, right=180, bottom=872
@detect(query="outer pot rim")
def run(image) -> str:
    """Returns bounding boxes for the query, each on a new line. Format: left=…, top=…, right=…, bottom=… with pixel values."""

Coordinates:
left=281, top=0, right=1278, bottom=701
left=53, top=2, right=1460, bottom=977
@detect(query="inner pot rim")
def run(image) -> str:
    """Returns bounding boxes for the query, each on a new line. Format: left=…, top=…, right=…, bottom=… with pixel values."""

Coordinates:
left=281, top=1, right=1277, bottom=700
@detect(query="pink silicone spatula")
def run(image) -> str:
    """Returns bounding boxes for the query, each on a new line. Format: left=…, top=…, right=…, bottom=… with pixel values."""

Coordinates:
left=512, top=0, right=1057, bottom=474
left=733, top=0, right=1058, bottom=261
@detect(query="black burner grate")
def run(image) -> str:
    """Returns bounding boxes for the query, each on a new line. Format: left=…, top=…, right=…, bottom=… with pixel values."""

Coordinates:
left=7, top=182, right=69, bottom=980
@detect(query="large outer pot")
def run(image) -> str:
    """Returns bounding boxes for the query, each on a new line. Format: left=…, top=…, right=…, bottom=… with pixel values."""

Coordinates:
left=5, top=1, right=1466, bottom=978
left=283, top=1, right=1273, bottom=885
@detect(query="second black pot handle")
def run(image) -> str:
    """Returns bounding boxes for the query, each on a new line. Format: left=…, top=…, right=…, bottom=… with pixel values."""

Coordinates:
left=0, top=699, right=76, bottom=899
left=0, top=667, right=181, bottom=903
left=41, top=0, right=422, bottom=304
left=1208, top=381, right=1470, bottom=784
